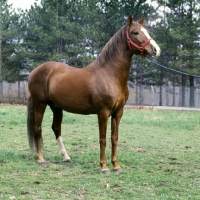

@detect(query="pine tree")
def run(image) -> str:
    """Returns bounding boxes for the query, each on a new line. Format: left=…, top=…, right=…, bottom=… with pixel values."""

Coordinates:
left=168, top=0, right=199, bottom=107
left=22, top=0, right=107, bottom=69
left=0, top=0, right=23, bottom=82
left=153, top=0, right=200, bottom=107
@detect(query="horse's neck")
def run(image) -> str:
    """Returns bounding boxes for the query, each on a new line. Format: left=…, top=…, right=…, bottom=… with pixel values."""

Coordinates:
left=108, top=50, right=132, bottom=84
left=92, top=26, right=133, bottom=84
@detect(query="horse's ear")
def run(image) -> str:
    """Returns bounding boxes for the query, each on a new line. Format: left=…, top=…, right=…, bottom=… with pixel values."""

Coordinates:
left=127, top=15, right=133, bottom=26
left=138, top=16, right=145, bottom=25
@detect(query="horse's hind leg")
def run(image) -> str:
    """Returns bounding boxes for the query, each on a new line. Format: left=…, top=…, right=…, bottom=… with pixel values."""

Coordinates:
left=51, top=106, right=72, bottom=162
left=33, top=102, right=47, bottom=163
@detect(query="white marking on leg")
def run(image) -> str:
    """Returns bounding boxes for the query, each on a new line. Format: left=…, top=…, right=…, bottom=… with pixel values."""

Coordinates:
left=141, top=27, right=161, bottom=57
left=57, top=136, right=71, bottom=161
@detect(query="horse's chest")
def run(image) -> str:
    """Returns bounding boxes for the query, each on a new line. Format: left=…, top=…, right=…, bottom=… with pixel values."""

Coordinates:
left=102, top=85, right=128, bottom=107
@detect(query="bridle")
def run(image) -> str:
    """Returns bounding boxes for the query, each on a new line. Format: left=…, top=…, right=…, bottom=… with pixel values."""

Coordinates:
left=126, top=25, right=152, bottom=58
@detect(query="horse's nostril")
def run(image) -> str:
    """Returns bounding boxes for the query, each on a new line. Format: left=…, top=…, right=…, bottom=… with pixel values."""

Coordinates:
left=153, top=48, right=157, bottom=53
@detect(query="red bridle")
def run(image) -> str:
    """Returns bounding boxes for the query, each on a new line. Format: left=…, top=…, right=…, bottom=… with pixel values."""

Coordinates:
left=126, top=25, right=152, bottom=57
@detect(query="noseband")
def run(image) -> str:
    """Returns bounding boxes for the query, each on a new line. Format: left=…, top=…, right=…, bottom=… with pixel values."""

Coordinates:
left=126, top=25, right=152, bottom=57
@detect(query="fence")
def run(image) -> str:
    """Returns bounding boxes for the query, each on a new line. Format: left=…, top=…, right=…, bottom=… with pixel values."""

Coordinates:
left=127, top=85, right=200, bottom=108
left=0, top=81, right=28, bottom=104
left=1, top=81, right=200, bottom=108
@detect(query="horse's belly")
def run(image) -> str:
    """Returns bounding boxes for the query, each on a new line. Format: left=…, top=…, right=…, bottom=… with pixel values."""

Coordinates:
left=63, top=104, right=97, bottom=115
left=50, top=93, right=96, bottom=115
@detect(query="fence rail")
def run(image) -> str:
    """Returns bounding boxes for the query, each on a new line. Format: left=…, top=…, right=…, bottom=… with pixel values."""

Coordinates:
left=0, top=81, right=200, bottom=108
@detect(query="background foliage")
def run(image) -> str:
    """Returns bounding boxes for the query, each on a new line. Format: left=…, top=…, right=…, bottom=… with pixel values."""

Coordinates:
left=0, top=0, right=199, bottom=106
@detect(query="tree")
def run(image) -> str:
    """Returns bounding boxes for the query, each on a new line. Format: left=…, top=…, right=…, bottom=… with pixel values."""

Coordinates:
left=0, top=0, right=23, bottom=82
left=22, top=0, right=107, bottom=70
left=169, top=0, right=199, bottom=107
left=154, top=0, right=200, bottom=107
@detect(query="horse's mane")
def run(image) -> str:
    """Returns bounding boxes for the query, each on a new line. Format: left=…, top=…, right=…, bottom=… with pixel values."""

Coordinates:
left=93, top=26, right=126, bottom=67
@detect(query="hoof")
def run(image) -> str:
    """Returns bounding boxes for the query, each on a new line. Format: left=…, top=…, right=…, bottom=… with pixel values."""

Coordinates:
left=101, top=169, right=110, bottom=174
left=63, top=159, right=72, bottom=163
left=114, top=168, right=123, bottom=173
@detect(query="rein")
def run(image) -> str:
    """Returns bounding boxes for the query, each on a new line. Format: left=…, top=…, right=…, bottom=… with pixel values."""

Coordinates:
left=126, top=25, right=152, bottom=58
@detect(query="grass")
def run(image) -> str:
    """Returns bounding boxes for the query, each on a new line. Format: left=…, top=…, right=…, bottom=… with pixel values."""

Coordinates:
left=0, top=105, right=200, bottom=199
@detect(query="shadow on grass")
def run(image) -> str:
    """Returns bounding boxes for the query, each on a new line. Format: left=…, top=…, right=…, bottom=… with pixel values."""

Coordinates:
left=0, top=149, right=76, bottom=174
left=0, top=149, right=34, bottom=164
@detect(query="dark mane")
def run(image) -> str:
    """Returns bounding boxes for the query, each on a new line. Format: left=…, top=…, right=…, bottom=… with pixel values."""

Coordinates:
left=93, top=26, right=126, bottom=67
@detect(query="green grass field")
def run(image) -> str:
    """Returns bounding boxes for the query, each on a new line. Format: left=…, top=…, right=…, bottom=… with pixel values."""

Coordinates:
left=0, top=105, right=200, bottom=199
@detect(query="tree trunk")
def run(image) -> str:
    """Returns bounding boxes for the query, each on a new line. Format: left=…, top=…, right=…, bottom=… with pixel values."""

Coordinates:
left=181, top=75, right=186, bottom=107
left=172, top=74, right=175, bottom=106
left=135, top=84, right=138, bottom=105
left=159, top=68, right=163, bottom=106
left=189, top=76, right=195, bottom=107
left=166, top=84, right=169, bottom=106
left=18, top=81, right=20, bottom=99
left=159, top=85, right=162, bottom=106
left=0, top=4, right=3, bottom=98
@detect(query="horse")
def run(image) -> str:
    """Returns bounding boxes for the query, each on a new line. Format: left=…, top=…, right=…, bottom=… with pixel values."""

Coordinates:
left=27, top=15, right=160, bottom=173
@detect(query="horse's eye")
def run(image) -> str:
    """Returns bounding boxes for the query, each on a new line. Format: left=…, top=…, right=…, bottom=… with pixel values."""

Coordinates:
left=132, top=31, right=139, bottom=35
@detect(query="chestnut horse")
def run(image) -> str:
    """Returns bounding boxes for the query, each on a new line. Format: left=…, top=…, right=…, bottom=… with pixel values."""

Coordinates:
left=27, top=15, right=160, bottom=173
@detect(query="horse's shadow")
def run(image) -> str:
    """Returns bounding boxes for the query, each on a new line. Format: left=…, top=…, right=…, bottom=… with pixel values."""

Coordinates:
left=0, top=148, right=68, bottom=165
left=0, top=149, right=105, bottom=174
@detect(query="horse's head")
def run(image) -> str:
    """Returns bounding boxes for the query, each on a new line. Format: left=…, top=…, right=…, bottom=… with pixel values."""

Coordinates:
left=126, top=15, right=160, bottom=58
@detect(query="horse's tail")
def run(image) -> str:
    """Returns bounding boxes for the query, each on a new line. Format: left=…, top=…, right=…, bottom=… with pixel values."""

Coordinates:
left=27, top=95, right=36, bottom=153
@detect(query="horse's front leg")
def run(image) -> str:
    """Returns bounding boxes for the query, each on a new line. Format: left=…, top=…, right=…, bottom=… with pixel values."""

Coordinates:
left=98, top=111, right=110, bottom=173
left=111, top=108, right=123, bottom=172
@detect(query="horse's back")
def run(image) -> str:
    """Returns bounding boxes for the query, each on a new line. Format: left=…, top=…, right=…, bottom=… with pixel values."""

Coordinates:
left=29, top=61, right=72, bottom=78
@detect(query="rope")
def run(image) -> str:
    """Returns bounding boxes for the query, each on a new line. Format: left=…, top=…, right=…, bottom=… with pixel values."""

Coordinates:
left=148, top=60, right=200, bottom=79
